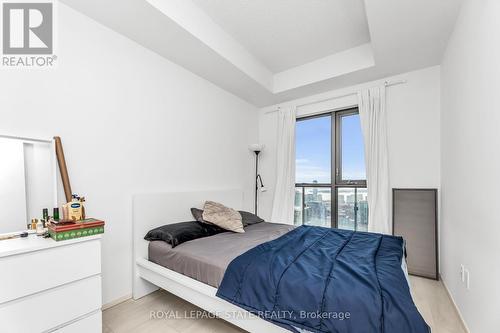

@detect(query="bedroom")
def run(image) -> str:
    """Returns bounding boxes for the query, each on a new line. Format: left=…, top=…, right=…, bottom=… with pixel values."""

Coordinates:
left=0, top=0, right=497, bottom=332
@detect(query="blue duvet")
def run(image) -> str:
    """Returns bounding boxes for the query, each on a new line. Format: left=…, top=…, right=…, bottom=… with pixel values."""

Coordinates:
left=217, top=226, right=430, bottom=333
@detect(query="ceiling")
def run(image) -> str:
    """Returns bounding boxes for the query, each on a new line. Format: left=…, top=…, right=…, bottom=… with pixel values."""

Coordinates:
left=191, top=0, right=371, bottom=72
left=60, top=0, right=463, bottom=107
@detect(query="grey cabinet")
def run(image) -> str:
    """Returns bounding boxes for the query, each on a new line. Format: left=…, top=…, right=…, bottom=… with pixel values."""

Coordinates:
left=393, top=189, right=438, bottom=280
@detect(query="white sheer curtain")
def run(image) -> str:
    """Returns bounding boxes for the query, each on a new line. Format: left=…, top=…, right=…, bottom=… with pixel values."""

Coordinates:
left=358, top=86, right=391, bottom=234
left=270, top=106, right=296, bottom=224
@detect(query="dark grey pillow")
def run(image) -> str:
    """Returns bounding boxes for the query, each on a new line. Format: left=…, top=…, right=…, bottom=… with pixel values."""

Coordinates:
left=190, top=208, right=205, bottom=223
left=239, top=210, right=265, bottom=226
left=190, top=207, right=264, bottom=227
left=144, top=221, right=224, bottom=247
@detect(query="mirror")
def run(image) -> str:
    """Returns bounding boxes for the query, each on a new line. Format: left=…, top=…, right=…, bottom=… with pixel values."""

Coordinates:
left=0, top=135, right=58, bottom=233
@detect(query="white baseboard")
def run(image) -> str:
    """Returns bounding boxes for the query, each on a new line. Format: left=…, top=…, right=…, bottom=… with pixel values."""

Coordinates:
left=440, top=275, right=470, bottom=333
left=102, top=293, right=132, bottom=311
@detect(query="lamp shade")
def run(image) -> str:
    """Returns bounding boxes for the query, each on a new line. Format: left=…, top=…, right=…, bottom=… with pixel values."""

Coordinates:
left=248, top=143, right=265, bottom=152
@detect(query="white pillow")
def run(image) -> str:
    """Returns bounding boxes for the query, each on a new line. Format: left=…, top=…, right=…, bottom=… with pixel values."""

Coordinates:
left=202, top=201, right=244, bottom=233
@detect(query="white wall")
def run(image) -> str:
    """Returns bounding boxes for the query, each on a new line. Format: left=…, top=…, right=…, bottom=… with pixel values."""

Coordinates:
left=0, top=4, right=258, bottom=305
left=258, top=66, right=441, bottom=222
left=440, top=1, right=500, bottom=332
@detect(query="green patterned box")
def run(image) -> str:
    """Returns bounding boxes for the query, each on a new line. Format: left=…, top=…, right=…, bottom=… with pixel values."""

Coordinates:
left=48, top=226, right=105, bottom=241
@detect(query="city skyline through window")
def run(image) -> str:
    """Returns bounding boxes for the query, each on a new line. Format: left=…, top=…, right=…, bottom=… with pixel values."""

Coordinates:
left=294, top=109, right=368, bottom=231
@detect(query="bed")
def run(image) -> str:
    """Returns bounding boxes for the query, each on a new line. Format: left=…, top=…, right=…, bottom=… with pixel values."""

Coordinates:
left=133, top=189, right=288, bottom=333
left=132, top=189, right=428, bottom=333
left=148, top=222, right=295, bottom=288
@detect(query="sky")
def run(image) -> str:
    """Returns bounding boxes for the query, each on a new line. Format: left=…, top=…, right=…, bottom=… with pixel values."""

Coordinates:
left=295, top=114, right=366, bottom=183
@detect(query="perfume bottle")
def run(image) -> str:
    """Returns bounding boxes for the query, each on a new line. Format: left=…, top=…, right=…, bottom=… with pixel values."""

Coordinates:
left=31, top=219, right=38, bottom=230
left=36, top=219, right=44, bottom=235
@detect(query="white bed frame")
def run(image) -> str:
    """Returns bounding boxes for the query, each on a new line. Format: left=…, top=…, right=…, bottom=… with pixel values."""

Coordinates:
left=132, top=189, right=287, bottom=333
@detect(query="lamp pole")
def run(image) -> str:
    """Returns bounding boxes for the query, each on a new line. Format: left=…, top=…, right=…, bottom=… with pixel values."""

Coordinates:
left=254, top=150, right=260, bottom=215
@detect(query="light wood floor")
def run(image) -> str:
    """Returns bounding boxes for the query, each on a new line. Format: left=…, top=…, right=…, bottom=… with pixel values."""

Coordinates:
left=103, top=276, right=467, bottom=333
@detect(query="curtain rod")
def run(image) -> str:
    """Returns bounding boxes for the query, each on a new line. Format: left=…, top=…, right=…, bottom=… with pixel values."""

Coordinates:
left=265, top=79, right=407, bottom=114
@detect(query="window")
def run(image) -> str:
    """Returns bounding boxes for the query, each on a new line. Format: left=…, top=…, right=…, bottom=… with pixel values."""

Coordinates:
left=295, top=108, right=368, bottom=231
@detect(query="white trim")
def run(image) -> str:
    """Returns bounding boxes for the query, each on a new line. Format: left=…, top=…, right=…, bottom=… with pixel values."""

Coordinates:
left=440, top=276, right=470, bottom=333
left=102, top=294, right=131, bottom=311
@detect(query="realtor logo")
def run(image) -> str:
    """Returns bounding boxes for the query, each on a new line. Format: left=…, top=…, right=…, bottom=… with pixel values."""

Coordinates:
left=1, top=1, right=56, bottom=67
left=3, top=2, right=53, bottom=54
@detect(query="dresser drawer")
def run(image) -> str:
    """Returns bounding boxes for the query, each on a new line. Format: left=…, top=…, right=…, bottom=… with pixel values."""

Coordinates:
left=0, top=238, right=101, bottom=304
left=0, top=275, right=102, bottom=333
left=52, top=310, right=102, bottom=333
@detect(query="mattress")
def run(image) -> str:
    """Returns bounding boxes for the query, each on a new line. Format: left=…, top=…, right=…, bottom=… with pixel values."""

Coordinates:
left=148, top=222, right=295, bottom=288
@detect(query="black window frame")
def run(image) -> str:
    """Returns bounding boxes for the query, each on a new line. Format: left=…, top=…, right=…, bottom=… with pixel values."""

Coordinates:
left=295, top=107, right=367, bottom=229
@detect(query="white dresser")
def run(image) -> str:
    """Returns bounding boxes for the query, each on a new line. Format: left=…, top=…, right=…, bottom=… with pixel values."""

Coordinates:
left=0, top=235, right=102, bottom=333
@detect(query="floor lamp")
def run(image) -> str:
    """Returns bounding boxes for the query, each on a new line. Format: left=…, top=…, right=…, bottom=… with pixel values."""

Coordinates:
left=249, top=144, right=267, bottom=215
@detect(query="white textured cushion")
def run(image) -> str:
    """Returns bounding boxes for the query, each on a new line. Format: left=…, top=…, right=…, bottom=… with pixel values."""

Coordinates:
left=202, top=201, right=244, bottom=233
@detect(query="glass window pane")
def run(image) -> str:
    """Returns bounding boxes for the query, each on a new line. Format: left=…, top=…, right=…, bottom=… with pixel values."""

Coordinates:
left=304, top=187, right=331, bottom=227
left=337, top=188, right=356, bottom=230
left=337, top=188, right=368, bottom=231
left=296, top=115, right=331, bottom=184
left=341, top=114, right=366, bottom=181
left=357, top=188, right=368, bottom=232
left=294, top=187, right=303, bottom=226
